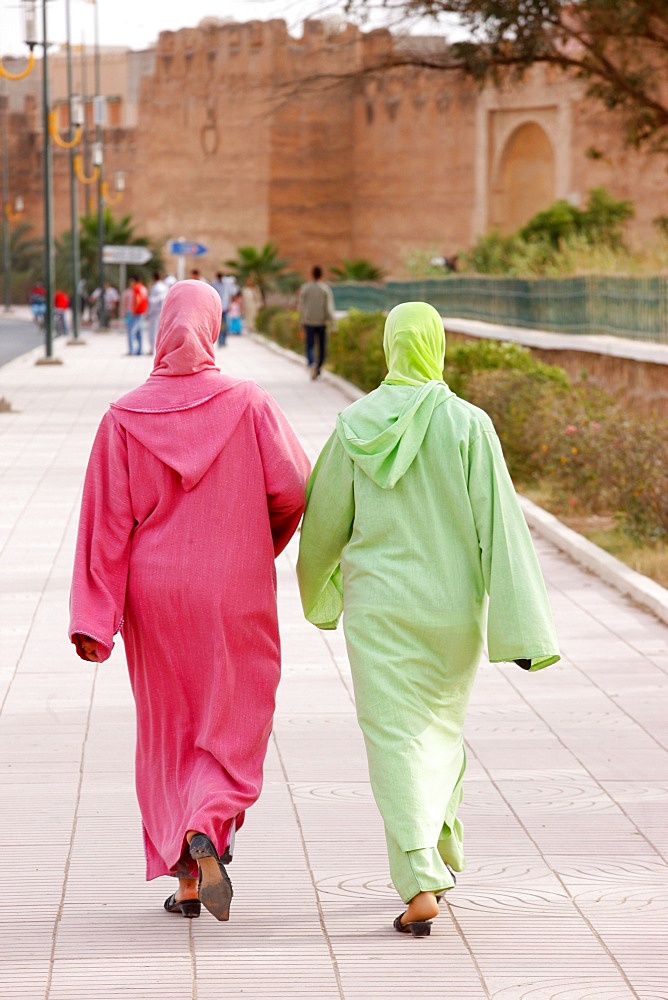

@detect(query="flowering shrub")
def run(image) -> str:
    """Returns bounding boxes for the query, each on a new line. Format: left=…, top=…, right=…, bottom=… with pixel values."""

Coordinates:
left=546, top=413, right=668, bottom=541
left=461, top=369, right=574, bottom=483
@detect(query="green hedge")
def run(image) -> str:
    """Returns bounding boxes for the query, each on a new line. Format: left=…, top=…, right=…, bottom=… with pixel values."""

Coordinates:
left=256, top=307, right=302, bottom=353
left=259, top=308, right=667, bottom=542
left=327, top=309, right=388, bottom=392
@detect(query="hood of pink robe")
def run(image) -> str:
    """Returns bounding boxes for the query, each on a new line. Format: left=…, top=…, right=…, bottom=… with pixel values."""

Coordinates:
left=110, top=279, right=254, bottom=491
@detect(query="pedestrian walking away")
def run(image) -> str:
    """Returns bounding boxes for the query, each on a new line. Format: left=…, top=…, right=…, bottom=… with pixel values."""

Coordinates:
left=211, top=271, right=230, bottom=346
left=121, top=283, right=134, bottom=354
left=146, top=272, right=168, bottom=353
left=77, top=278, right=89, bottom=323
left=298, top=265, right=336, bottom=379
left=69, top=279, right=310, bottom=923
left=53, top=288, right=70, bottom=337
left=128, top=275, right=148, bottom=355
left=297, top=301, right=560, bottom=937
left=105, top=281, right=120, bottom=321
left=29, top=281, right=46, bottom=328
left=91, top=281, right=120, bottom=324
left=227, top=291, right=243, bottom=335
left=211, top=272, right=238, bottom=347
left=241, top=277, right=262, bottom=333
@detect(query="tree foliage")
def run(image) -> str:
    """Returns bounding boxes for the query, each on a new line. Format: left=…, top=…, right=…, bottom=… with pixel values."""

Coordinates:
left=519, top=187, right=634, bottom=249
left=461, top=186, right=635, bottom=275
left=55, top=211, right=164, bottom=292
left=343, top=0, right=668, bottom=151
left=3, top=221, right=43, bottom=301
left=8, top=221, right=43, bottom=276
left=224, top=242, right=291, bottom=304
left=330, top=258, right=386, bottom=281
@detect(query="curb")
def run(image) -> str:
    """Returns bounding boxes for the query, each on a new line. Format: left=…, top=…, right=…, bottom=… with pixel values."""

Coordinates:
left=442, top=316, right=668, bottom=367
left=248, top=332, right=365, bottom=402
left=519, top=497, right=668, bottom=626
left=251, top=331, right=668, bottom=626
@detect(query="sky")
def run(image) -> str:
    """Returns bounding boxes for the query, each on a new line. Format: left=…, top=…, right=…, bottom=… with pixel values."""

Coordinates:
left=0, top=0, right=354, bottom=57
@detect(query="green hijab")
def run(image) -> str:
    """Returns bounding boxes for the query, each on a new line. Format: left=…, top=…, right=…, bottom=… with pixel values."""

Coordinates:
left=336, top=301, right=452, bottom=489
left=382, top=301, right=445, bottom=385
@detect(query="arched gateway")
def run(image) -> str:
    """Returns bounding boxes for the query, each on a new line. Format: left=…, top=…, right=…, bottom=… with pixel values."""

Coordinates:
left=490, top=121, right=556, bottom=232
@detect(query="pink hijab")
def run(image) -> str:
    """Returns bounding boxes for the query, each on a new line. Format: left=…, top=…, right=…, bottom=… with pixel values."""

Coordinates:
left=112, top=279, right=240, bottom=415
left=109, top=280, right=254, bottom=490
left=153, top=279, right=221, bottom=376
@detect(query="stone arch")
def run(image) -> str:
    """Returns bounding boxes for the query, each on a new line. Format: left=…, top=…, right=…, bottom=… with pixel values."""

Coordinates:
left=490, top=121, right=555, bottom=233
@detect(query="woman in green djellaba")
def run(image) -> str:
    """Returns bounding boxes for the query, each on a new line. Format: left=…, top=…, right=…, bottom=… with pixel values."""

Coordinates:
left=297, top=301, right=560, bottom=938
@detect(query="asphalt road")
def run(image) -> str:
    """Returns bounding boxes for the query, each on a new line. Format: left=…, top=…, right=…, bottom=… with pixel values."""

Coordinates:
left=0, top=310, right=45, bottom=367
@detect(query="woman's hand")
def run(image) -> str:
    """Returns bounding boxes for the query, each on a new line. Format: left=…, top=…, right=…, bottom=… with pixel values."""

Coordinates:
left=73, top=633, right=102, bottom=662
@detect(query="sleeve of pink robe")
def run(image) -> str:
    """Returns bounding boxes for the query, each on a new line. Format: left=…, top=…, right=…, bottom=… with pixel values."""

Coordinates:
left=70, top=394, right=310, bottom=662
left=256, top=393, right=311, bottom=556
left=69, top=412, right=134, bottom=662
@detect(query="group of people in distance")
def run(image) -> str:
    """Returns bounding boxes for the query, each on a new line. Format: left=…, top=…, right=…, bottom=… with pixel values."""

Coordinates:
left=32, top=267, right=263, bottom=356
left=116, top=270, right=261, bottom=356
left=28, top=282, right=73, bottom=336
left=69, top=280, right=559, bottom=937
left=189, top=268, right=262, bottom=347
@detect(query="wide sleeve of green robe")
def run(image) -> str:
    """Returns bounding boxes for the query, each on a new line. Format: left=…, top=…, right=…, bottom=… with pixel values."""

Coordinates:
left=296, top=431, right=354, bottom=629
left=467, top=425, right=560, bottom=671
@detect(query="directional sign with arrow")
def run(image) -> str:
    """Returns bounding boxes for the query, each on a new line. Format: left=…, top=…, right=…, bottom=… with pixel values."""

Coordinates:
left=103, top=244, right=153, bottom=265
left=167, top=240, right=208, bottom=257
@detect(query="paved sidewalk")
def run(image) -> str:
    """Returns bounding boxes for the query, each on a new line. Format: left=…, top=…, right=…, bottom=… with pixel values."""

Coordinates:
left=1, top=325, right=667, bottom=1000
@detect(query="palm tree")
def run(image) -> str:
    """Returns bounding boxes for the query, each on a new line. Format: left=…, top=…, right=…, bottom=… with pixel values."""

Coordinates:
left=9, top=221, right=43, bottom=275
left=5, top=221, right=43, bottom=302
left=56, top=211, right=164, bottom=293
left=329, top=258, right=386, bottom=282
left=224, top=242, right=290, bottom=305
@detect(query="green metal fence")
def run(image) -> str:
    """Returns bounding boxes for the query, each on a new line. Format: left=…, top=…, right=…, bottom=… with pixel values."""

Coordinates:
left=332, top=276, right=668, bottom=343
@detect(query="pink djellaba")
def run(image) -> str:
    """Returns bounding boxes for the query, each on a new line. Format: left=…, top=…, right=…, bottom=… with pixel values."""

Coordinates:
left=69, top=279, right=310, bottom=885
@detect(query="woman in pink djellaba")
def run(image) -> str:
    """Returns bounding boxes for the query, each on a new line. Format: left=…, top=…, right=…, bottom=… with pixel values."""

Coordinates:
left=69, top=279, right=310, bottom=922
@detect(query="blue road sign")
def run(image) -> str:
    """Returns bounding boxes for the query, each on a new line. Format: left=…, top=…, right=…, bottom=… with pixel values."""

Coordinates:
left=168, top=240, right=208, bottom=257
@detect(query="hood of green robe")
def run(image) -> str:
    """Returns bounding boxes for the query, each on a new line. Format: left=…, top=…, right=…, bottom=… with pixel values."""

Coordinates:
left=336, top=302, right=453, bottom=489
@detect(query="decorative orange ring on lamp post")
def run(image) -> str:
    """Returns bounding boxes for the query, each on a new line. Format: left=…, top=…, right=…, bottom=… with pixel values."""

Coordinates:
left=4, top=198, right=25, bottom=223
left=101, top=180, right=122, bottom=205
left=49, top=110, right=83, bottom=149
left=0, top=51, right=35, bottom=81
left=74, top=153, right=99, bottom=185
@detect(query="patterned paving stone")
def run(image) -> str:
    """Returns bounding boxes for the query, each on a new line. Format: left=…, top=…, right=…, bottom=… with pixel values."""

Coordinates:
left=0, top=326, right=667, bottom=999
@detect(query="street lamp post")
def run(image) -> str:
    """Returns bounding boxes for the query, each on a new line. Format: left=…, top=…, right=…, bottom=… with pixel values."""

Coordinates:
left=1, top=0, right=36, bottom=313
left=67, top=92, right=85, bottom=343
left=93, top=0, right=108, bottom=330
left=28, top=0, right=61, bottom=365
left=65, top=0, right=84, bottom=344
left=40, top=0, right=56, bottom=361
left=1, top=93, right=13, bottom=312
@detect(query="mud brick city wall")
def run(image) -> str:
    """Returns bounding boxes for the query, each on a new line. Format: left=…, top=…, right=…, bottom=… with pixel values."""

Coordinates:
left=5, top=19, right=668, bottom=278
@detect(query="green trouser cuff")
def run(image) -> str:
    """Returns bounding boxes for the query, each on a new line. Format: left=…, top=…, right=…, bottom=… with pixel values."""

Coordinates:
left=387, top=841, right=461, bottom=904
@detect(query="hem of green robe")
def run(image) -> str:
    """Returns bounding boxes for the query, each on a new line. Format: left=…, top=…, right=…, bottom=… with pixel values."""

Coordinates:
left=390, top=847, right=459, bottom=904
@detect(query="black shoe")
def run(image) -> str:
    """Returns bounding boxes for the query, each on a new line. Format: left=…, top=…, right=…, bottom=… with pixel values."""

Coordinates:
left=164, top=892, right=201, bottom=918
left=189, top=834, right=233, bottom=921
left=393, top=913, right=432, bottom=937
